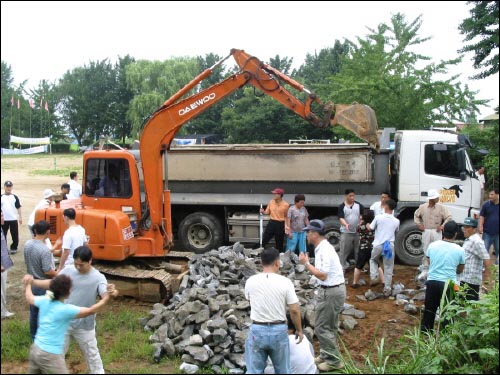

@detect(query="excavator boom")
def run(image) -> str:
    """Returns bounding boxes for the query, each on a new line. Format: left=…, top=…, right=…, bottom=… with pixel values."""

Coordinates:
left=140, top=48, right=379, bottom=250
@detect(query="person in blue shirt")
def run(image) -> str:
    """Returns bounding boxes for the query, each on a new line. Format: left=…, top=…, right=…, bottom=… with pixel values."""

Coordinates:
left=23, top=274, right=112, bottom=374
left=420, top=221, right=465, bottom=334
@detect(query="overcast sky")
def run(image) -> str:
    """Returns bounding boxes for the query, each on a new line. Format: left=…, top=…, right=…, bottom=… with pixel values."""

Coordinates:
left=2, top=1, right=498, bottom=119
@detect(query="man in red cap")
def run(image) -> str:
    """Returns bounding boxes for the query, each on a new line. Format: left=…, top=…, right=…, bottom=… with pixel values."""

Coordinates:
left=260, top=188, right=290, bottom=252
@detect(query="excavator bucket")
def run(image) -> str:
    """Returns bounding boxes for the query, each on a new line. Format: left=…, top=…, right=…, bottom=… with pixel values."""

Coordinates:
left=331, top=104, right=379, bottom=150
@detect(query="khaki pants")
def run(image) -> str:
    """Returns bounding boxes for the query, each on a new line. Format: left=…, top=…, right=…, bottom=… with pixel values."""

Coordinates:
left=314, top=285, right=346, bottom=365
left=28, top=343, right=69, bottom=374
left=421, top=229, right=442, bottom=267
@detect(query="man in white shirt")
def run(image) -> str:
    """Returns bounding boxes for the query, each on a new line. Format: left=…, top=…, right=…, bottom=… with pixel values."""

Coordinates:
left=28, top=189, right=55, bottom=236
left=58, top=208, right=87, bottom=272
left=1, top=181, right=22, bottom=254
left=367, top=199, right=400, bottom=297
left=370, top=192, right=391, bottom=216
left=68, top=171, right=82, bottom=199
left=299, top=220, right=345, bottom=372
left=245, top=247, right=303, bottom=374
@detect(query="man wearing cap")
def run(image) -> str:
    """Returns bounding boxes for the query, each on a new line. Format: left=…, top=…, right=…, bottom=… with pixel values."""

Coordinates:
left=414, top=189, right=452, bottom=278
left=260, top=188, right=290, bottom=252
left=1, top=181, right=22, bottom=254
left=244, top=247, right=303, bottom=374
left=420, top=221, right=465, bottom=333
left=299, top=220, right=345, bottom=372
left=459, top=217, right=492, bottom=301
left=28, top=189, right=56, bottom=236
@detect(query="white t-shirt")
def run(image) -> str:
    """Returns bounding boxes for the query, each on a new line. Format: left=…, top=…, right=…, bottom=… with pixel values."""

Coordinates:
left=62, top=225, right=87, bottom=265
left=1, top=194, right=21, bottom=220
left=68, top=179, right=82, bottom=199
left=370, top=213, right=400, bottom=248
left=245, top=272, right=298, bottom=322
left=264, top=335, right=318, bottom=374
left=314, top=239, right=344, bottom=286
left=477, top=173, right=485, bottom=189
left=29, top=198, right=52, bottom=226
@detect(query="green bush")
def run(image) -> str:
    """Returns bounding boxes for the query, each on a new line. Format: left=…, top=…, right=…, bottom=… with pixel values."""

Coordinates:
left=341, top=274, right=499, bottom=374
left=50, top=143, right=72, bottom=153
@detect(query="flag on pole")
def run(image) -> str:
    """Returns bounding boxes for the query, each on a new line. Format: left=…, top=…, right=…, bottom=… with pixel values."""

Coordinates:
left=10, top=96, right=14, bottom=106
left=29, top=98, right=34, bottom=109
left=44, top=101, right=48, bottom=111
left=17, top=99, right=20, bottom=109
left=40, top=98, right=43, bottom=108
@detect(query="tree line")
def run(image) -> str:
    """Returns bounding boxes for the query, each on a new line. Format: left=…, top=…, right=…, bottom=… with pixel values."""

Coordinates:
left=1, top=10, right=498, bottom=150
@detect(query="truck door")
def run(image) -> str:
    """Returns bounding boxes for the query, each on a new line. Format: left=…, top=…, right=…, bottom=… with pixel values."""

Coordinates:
left=419, top=142, right=472, bottom=221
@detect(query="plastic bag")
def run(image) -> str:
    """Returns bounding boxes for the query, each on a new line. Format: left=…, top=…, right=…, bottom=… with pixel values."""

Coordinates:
left=382, top=240, right=393, bottom=259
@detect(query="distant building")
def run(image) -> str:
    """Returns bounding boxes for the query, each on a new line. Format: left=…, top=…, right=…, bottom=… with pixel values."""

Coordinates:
left=479, top=113, right=499, bottom=127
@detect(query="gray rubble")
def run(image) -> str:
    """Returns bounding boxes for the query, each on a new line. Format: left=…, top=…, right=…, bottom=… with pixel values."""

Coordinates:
left=142, top=243, right=418, bottom=372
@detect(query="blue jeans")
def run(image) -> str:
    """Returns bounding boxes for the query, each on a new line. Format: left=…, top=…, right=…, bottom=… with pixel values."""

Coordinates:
left=286, top=232, right=307, bottom=253
left=245, top=323, right=290, bottom=374
left=483, top=233, right=499, bottom=263
left=30, top=285, right=47, bottom=341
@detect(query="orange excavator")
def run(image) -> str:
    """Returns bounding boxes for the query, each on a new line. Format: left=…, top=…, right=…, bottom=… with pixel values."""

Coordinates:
left=37, top=49, right=378, bottom=302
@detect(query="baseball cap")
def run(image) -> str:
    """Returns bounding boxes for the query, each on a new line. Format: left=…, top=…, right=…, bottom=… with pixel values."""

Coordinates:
left=4, top=181, right=13, bottom=187
left=462, top=217, right=478, bottom=227
left=302, top=219, right=325, bottom=233
left=427, top=189, right=440, bottom=200
left=271, top=188, right=284, bottom=195
left=43, top=189, right=55, bottom=199
left=443, top=220, right=459, bottom=235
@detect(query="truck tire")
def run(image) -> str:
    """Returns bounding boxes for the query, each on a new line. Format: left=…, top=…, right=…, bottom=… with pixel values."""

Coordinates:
left=395, top=221, right=424, bottom=266
left=179, top=213, right=223, bottom=254
left=322, top=217, right=341, bottom=250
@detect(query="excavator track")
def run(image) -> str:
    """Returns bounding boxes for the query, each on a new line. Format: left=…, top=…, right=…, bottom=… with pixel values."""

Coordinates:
left=94, top=251, right=193, bottom=303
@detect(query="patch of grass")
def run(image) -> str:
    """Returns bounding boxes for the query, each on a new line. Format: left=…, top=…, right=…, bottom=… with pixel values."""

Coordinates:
left=0, top=318, right=31, bottom=360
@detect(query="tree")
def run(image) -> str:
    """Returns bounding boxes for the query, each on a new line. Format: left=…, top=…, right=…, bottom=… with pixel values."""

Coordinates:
left=459, top=1, right=499, bottom=79
left=112, top=55, right=135, bottom=143
left=317, top=13, right=487, bottom=132
left=57, top=60, right=116, bottom=146
left=126, top=57, right=199, bottom=137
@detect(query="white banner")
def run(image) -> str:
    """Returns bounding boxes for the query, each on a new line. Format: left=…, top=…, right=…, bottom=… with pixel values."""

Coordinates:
left=10, top=135, right=50, bottom=145
left=1, top=145, right=48, bottom=155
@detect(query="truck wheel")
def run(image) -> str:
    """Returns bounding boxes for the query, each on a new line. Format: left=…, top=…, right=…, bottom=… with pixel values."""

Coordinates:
left=179, top=213, right=223, bottom=254
left=395, top=221, right=423, bottom=266
left=322, top=217, right=341, bottom=250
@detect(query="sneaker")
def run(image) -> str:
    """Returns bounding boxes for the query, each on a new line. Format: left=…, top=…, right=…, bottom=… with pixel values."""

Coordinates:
left=314, top=356, right=324, bottom=365
left=317, top=361, right=344, bottom=372
left=1, top=311, right=15, bottom=319
left=383, top=288, right=392, bottom=297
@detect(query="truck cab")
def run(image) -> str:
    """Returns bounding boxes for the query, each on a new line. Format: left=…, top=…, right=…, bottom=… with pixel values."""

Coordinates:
left=392, top=129, right=481, bottom=264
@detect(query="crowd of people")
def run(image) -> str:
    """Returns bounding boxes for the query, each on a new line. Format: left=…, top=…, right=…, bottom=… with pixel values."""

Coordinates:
left=1, top=176, right=498, bottom=373
left=250, top=186, right=497, bottom=373
left=1, top=173, right=120, bottom=374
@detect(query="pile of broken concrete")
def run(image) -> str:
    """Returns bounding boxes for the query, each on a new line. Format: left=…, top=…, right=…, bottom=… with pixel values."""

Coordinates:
left=140, top=243, right=422, bottom=373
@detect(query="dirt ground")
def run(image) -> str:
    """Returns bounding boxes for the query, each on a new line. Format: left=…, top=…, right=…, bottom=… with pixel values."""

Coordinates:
left=1, top=154, right=423, bottom=373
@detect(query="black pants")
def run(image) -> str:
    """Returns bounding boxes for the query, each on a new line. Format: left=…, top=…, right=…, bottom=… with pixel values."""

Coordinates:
left=2, top=220, right=19, bottom=250
left=262, top=220, right=285, bottom=252
left=421, top=280, right=455, bottom=333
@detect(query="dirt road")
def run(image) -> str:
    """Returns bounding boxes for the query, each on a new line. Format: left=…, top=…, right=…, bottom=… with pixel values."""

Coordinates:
left=1, top=154, right=423, bottom=372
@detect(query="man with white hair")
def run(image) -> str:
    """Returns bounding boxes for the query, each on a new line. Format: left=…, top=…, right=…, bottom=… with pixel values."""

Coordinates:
left=28, top=189, right=55, bottom=236
left=414, top=189, right=452, bottom=279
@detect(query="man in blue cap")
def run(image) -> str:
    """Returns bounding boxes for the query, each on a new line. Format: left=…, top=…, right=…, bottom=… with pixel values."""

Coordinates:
left=298, top=219, right=345, bottom=372
left=459, top=217, right=492, bottom=300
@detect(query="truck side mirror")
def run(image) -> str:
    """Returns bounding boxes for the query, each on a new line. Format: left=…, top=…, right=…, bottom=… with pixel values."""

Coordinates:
left=460, top=171, right=467, bottom=181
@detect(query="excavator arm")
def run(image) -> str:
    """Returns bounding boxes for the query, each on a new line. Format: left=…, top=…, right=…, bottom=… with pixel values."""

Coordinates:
left=140, top=48, right=379, bottom=248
